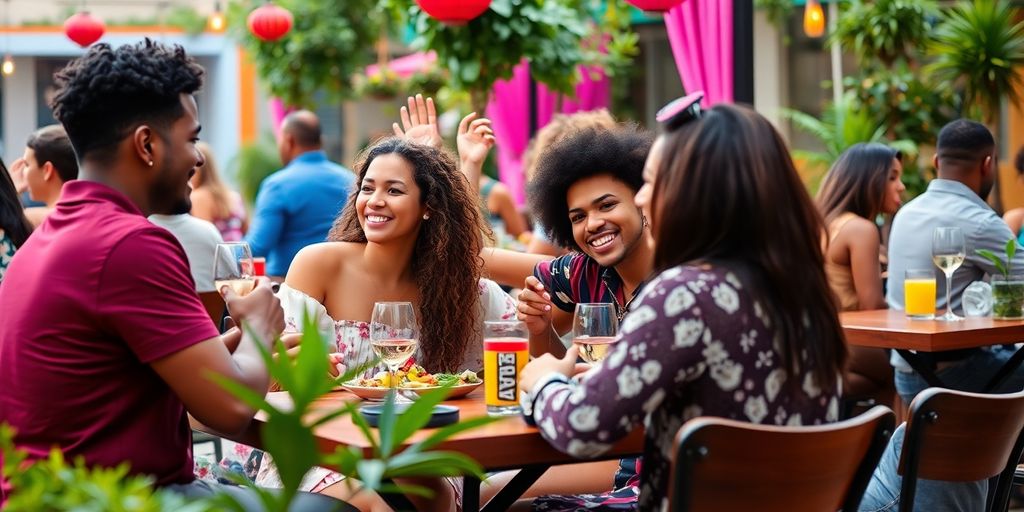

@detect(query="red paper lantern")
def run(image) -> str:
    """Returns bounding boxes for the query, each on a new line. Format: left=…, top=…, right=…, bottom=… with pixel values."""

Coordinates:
left=64, top=12, right=105, bottom=48
left=247, top=4, right=293, bottom=42
left=415, top=0, right=491, bottom=25
left=625, top=0, right=686, bottom=12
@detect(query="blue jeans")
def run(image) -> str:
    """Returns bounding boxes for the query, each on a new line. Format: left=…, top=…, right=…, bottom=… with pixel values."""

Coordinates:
left=859, top=346, right=1024, bottom=511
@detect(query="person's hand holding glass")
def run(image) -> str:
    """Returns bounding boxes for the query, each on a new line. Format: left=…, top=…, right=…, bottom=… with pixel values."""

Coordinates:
left=370, top=302, right=419, bottom=394
left=572, top=303, right=619, bottom=363
left=932, top=226, right=966, bottom=322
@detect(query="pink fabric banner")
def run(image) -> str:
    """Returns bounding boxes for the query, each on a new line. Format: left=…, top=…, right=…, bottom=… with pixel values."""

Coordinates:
left=486, top=61, right=611, bottom=205
left=664, top=0, right=734, bottom=106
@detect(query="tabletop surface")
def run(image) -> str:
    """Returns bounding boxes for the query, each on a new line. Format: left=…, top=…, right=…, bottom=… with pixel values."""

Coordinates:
left=194, top=388, right=645, bottom=471
left=840, top=309, right=1024, bottom=351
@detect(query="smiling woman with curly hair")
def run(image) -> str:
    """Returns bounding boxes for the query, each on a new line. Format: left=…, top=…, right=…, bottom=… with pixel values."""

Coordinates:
left=256, top=137, right=517, bottom=509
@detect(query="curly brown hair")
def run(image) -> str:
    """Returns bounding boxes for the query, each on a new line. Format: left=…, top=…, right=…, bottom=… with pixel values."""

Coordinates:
left=328, top=138, right=487, bottom=372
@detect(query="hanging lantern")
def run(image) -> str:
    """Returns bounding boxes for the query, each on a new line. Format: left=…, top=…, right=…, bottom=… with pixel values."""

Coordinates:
left=624, top=0, right=686, bottom=12
left=208, top=1, right=226, bottom=33
left=247, top=3, right=293, bottom=42
left=2, top=55, right=13, bottom=76
left=63, top=11, right=105, bottom=48
left=803, top=0, right=825, bottom=38
left=414, top=0, right=491, bottom=25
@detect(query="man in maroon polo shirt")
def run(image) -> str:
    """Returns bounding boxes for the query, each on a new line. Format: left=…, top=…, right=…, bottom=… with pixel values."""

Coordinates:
left=0, top=41, right=341, bottom=509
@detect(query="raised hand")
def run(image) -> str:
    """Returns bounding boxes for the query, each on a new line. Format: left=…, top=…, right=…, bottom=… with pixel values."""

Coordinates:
left=221, top=276, right=284, bottom=347
left=456, top=112, right=496, bottom=167
left=392, top=94, right=443, bottom=148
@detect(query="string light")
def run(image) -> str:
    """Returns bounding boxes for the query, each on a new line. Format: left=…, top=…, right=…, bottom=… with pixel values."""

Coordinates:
left=2, top=55, right=13, bottom=76
left=804, top=0, right=825, bottom=38
left=208, top=1, right=225, bottom=33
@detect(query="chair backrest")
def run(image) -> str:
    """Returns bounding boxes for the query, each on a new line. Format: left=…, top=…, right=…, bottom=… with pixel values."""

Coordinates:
left=897, top=387, right=1024, bottom=512
left=670, top=405, right=895, bottom=512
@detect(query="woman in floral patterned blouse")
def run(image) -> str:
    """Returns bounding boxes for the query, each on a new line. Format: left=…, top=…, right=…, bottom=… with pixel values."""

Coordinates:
left=519, top=103, right=848, bottom=511
left=0, top=158, right=33, bottom=283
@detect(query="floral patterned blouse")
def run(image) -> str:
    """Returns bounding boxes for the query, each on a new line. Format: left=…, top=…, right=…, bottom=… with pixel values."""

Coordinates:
left=0, top=230, right=15, bottom=284
left=523, top=264, right=841, bottom=511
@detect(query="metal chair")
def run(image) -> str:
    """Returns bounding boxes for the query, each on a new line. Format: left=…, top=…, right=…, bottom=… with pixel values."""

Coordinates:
left=897, top=387, right=1024, bottom=512
left=669, top=405, right=895, bottom=512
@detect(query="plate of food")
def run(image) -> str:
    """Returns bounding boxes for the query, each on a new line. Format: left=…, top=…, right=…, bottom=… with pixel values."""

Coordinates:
left=341, top=365, right=482, bottom=400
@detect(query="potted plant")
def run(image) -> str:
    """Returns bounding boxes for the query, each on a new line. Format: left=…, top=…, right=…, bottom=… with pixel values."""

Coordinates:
left=977, top=238, right=1024, bottom=319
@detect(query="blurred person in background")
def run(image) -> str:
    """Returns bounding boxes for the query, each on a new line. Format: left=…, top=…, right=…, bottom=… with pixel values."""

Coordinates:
left=0, top=157, right=32, bottom=283
left=20, top=125, right=79, bottom=226
left=190, top=142, right=247, bottom=241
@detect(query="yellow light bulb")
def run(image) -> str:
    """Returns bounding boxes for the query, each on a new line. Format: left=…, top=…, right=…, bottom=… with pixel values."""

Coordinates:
left=804, top=0, right=825, bottom=38
left=208, top=11, right=226, bottom=33
left=2, top=55, right=14, bottom=76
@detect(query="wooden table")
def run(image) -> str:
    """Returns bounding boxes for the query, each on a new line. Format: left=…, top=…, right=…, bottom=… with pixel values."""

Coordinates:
left=840, top=309, right=1024, bottom=390
left=194, top=389, right=644, bottom=511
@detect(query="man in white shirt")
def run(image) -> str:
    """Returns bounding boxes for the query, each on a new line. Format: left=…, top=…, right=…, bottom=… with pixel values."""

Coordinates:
left=149, top=213, right=224, bottom=293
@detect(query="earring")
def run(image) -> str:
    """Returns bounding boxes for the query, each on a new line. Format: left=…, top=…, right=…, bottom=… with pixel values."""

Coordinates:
left=422, top=214, right=430, bottom=220
left=148, top=161, right=154, bottom=167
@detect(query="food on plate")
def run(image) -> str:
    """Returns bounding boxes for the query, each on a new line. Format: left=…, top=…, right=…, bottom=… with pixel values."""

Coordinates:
left=348, top=363, right=480, bottom=389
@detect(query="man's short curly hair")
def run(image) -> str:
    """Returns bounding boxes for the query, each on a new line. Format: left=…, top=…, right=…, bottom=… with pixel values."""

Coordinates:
left=527, top=125, right=653, bottom=252
left=51, top=39, right=204, bottom=162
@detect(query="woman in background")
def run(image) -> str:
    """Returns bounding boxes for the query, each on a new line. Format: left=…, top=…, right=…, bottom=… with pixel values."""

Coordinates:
left=0, top=157, right=33, bottom=283
left=190, top=142, right=248, bottom=241
left=816, top=143, right=903, bottom=412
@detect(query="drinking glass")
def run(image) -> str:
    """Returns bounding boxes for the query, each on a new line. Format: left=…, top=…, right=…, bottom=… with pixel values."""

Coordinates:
left=213, top=242, right=255, bottom=297
left=904, top=269, right=937, bottom=320
left=572, top=303, right=619, bottom=363
left=483, top=320, right=529, bottom=416
left=932, top=227, right=966, bottom=322
left=370, top=302, right=419, bottom=393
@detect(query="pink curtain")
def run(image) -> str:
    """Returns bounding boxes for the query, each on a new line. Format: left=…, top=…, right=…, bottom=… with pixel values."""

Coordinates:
left=486, top=61, right=611, bottom=205
left=664, top=0, right=734, bottom=106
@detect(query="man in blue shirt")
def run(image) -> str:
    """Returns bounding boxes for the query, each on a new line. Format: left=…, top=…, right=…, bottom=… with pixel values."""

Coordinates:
left=246, top=110, right=354, bottom=278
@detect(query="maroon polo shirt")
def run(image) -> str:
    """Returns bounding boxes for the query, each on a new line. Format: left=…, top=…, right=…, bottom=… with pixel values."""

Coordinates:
left=0, top=180, right=219, bottom=498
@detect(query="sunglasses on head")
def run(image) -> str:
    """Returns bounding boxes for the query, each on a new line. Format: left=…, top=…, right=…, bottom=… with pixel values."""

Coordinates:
left=656, top=91, right=705, bottom=132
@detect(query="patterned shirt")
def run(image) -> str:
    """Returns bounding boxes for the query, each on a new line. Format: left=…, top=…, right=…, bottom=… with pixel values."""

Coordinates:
left=535, top=252, right=631, bottom=316
left=0, top=230, right=14, bottom=284
left=525, top=264, right=840, bottom=511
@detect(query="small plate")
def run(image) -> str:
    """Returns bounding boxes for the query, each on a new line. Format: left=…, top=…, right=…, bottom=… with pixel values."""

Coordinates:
left=341, top=381, right=482, bottom=401
left=358, top=404, right=460, bottom=428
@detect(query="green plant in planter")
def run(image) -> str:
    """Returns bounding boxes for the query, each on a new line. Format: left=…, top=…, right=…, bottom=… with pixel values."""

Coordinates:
left=207, top=312, right=496, bottom=510
left=977, top=238, right=1024, bottom=319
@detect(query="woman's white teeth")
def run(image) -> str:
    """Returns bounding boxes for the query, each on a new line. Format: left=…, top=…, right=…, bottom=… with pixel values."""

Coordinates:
left=368, top=215, right=390, bottom=223
left=590, top=234, right=615, bottom=247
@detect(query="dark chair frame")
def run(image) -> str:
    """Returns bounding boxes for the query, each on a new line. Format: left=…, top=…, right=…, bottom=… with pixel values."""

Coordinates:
left=670, top=405, right=895, bottom=512
left=897, top=387, right=1024, bottom=512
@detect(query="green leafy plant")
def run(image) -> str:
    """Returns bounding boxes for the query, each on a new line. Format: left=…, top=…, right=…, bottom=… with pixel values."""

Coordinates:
left=754, top=0, right=793, bottom=42
left=227, top=0, right=382, bottom=109
left=207, top=312, right=497, bottom=510
left=356, top=69, right=405, bottom=100
left=832, top=0, right=938, bottom=69
left=977, top=238, right=1018, bottom=278
left=401, top=0, right=637, bottom=112
left=783, top=95, right=917, bottom=167
left=230, top=133, right=282, bottom=208
left=978, top=238, right=1024, bottom=319
left=927, top=0, right=1024, bottom=125
left=0, top=425, right=212, bottom=511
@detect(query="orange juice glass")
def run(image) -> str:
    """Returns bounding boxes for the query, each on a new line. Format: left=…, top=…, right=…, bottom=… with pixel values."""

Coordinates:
left=483, top=321, right=529, bottom=416
left=905, top=269, right=937, bottom=320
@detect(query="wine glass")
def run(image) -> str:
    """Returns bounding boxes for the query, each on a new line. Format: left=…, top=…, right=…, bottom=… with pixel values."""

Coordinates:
left=572, top=303, right=619, bottom=363
left=370, top=302, right=419, bottom=394
left=932, top=227, right=966, bottom=322
left=213, top=242, right=255, bottom=297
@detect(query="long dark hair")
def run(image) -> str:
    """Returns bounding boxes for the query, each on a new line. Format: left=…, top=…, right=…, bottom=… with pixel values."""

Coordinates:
left=652, top=104, right=845, bottom=394
left=817, top=142, right=901, bottom=224
left=328, top=138, right=486, bottom=372
left=0, top=158, right=32, bottom=248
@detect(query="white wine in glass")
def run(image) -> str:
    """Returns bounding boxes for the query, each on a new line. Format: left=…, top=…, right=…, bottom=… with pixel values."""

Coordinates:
left=213, top=242, right=255, bottom=297
left=572, top=303, right=619, bottom=364
left=370, top=302, right=419, bottom=392
left=931, top=227, right=966, bottom=322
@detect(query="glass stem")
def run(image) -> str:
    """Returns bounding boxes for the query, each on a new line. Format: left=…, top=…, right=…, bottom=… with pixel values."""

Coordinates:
left=945, top=271, right=953, bottom=317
